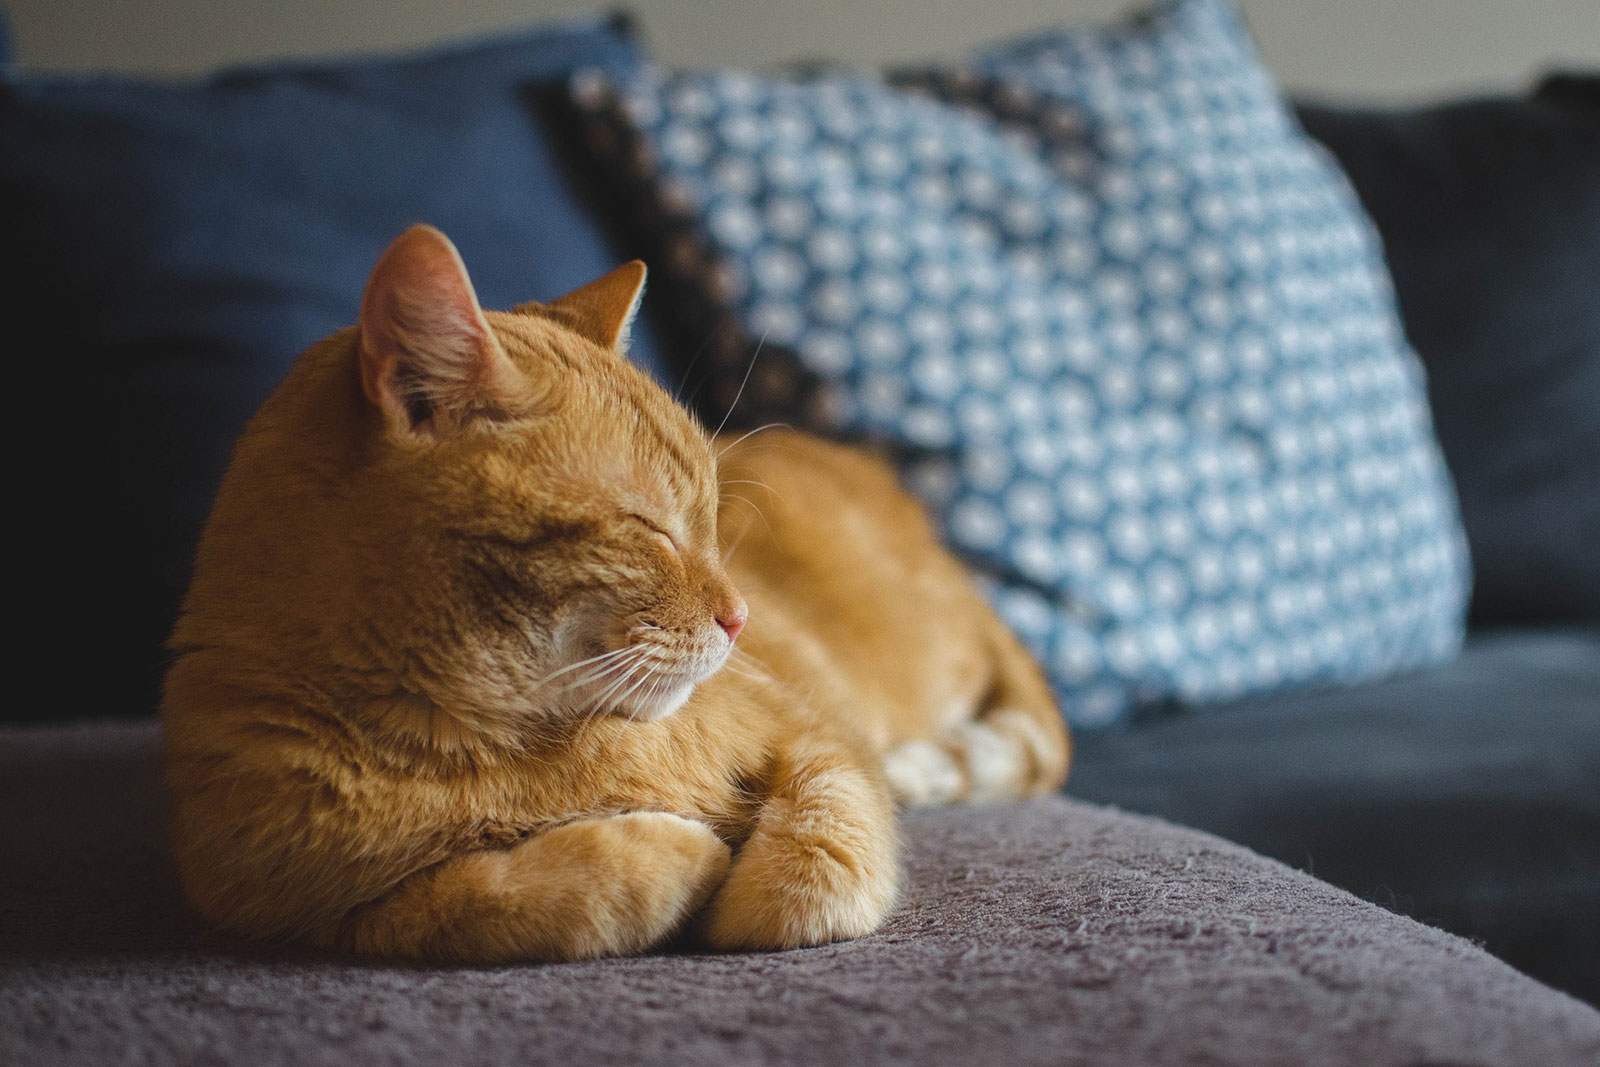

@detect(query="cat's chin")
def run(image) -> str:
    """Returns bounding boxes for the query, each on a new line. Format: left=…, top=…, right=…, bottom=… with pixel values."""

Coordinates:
left=617, top=683, right=697, bottom=723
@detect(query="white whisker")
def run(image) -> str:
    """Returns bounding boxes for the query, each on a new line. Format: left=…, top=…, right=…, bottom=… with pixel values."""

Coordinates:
left=612, top=666, right=660, bottom=710
left=711, top=330, right=771, bottom=440
left=721, top=663, right=766, bottom=683
left=715, top=421, right=791, bottom=462
left=589, top=653, right=653, bottom=709
left=721, top=526, right=749, bottom=566
left=673, top=329, right=718, bottom=403
left=719, top=477, right=784, bottom=503
left=561, top=649, right=653, bottom=691
left=730, top=647, right=778, bottom=679
left=565, top=654, right=648, bottom=720
left=719, top=493, right=775, bottom=541
left=530, top=645, right=638, bottom=690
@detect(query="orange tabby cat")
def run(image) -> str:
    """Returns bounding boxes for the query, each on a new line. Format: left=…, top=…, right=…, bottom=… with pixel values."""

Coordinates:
left=162, top=225, right=1068, bottom=963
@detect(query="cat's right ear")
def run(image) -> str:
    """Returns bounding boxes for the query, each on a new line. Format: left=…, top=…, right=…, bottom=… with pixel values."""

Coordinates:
left=357, top=225, right=526, bottom=435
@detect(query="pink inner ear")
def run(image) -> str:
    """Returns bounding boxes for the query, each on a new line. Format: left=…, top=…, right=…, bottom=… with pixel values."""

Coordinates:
left=357, top=225, right=504, bottom=426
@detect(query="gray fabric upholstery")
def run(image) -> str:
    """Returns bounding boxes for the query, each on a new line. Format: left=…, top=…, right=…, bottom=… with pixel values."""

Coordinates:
left=1070, top=626, right=1600, bottom=1004
left=3, top=722, right=1598, bottom=1066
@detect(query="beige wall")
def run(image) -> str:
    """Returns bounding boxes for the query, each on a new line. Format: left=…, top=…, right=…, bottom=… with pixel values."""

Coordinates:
left=5, top=0, right=1597, bottom=102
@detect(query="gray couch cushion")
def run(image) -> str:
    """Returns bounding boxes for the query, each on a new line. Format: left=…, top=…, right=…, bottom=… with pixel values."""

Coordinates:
left=3, top=722, right=1597, bottom=1066
left=1070, top=626, right=1600, bottom=1004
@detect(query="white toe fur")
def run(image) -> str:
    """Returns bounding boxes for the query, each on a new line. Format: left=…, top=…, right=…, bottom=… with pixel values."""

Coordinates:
left=950, top=721, right=1027, bottom=801
left=883, top=739, right=963, bottom=807
left=984, top=707, right=1059, bottom=793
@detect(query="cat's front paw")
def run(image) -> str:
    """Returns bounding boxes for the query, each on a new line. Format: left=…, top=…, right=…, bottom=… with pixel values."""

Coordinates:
left=698, top=800, right=898, bottom=951
left=602, top=811, right=734, bottom=928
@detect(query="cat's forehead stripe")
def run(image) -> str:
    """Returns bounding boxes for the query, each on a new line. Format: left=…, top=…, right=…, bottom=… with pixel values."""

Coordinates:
left=502, top=315, right=711, bottom=505
left=634, top=397, right=709, bottom=501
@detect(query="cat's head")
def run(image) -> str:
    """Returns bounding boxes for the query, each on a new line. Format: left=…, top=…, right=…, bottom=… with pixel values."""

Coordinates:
left=344, top=225, right=746, bottom=729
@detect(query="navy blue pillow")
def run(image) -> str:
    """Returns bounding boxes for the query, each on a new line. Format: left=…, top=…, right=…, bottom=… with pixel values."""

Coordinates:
left=2, top=17, right=655, bottom=721
left=1300, top=78, right=1600, bottom=624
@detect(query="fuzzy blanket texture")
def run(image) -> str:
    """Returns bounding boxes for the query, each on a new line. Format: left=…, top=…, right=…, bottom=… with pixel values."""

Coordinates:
left=3, top=722, right=1597, bottom=1067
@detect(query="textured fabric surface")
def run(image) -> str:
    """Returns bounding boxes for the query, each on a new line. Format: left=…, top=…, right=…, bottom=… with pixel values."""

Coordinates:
left=4, top=723, right=1598, bottom=1067
left=1, top=17, right=656, bottom=726
left=1299, top=77, right=1600, bottom=624
left=575, top=0, right=1469, bottom=727
left=1071, top=626, right=1600, bottom=1005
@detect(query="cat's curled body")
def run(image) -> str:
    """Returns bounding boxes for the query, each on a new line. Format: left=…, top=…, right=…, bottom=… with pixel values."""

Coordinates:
left=163, top=226, right=1069, bottom=964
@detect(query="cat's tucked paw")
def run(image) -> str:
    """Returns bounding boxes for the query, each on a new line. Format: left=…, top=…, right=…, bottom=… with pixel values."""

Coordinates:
left=341, top=810, right=730, bottom=964
left=884, top=711, right=1053, bottom=807
left=978, top=707, right=1066, bottom=796
left=883, top=739, right=963, bottom=807
left=698, top=801, right=897, bottom=952
left=948, top=721, right=1024, bottom=801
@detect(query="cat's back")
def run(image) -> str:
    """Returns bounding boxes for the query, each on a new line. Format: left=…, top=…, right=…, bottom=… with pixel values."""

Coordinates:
left=716, top=431, right=996, bottom=747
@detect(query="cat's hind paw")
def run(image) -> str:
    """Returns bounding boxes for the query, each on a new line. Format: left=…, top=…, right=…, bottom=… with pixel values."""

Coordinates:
left=883, top=739, right=964, bottom=807
left=884, top=708, right=1060, bottom=807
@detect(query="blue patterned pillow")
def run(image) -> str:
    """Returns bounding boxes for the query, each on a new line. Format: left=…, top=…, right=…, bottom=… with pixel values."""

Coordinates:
left=574, top=0, right=1470, bottom=726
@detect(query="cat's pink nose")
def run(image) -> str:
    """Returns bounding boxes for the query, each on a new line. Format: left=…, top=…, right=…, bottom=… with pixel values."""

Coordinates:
left=717, top=602, right=748, bottom=643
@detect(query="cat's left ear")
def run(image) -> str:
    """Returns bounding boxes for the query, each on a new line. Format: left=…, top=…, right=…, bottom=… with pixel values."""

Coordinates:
left=529, top=261, right=648, bottom=354
left=358, top=225, right=529, bottom=435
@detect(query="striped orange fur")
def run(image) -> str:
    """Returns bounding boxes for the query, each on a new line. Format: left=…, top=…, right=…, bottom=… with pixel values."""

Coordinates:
left=162, top=226, right=1068, bottom=963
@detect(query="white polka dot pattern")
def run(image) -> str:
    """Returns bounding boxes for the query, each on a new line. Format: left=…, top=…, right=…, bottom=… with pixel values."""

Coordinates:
left=573, top=0, right=1470, bottom=727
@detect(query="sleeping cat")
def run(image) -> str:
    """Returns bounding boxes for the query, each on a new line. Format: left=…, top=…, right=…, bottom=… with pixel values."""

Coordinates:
left=162, top=225, right=1069, bottom=963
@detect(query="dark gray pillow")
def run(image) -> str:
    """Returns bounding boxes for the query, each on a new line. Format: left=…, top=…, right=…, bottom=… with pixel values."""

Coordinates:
left=1299, top=77, right=1600, bottom=624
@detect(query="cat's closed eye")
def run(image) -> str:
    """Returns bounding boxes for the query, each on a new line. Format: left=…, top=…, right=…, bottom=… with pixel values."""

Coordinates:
left=626, top=513, right=680, bottom=555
